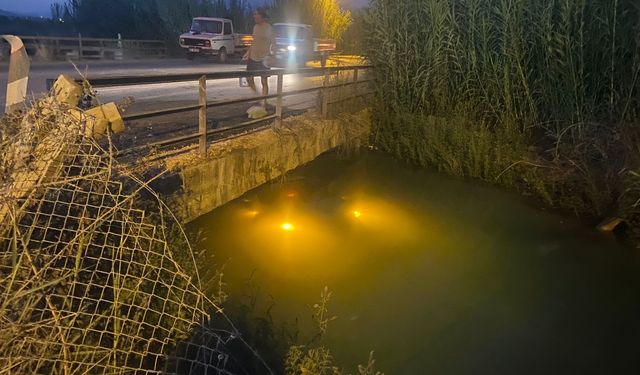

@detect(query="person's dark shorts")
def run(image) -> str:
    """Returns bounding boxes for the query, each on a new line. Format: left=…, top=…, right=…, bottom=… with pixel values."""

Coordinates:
left=247, top=59, right=270, bottom=71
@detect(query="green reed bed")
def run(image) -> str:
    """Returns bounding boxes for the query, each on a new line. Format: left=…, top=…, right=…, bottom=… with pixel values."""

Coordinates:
left=364, top=0, right=640, bottom=231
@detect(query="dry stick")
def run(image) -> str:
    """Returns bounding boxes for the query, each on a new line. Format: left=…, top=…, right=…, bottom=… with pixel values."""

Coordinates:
left=609, top=0, right=618, bottom=119
left=494, top=160, right=552, bottom=182
left=0, top=111, right=84, bottom=232
left=1, top=108, right=99, bottom=374
left=127, top=172, right=275, bottom=374
left=0, top=95, right=89, bottom=237
left=2, top=158, right=105, bottom=302
left=62, top=141, right=272, bottom=372
left=3, top=138, right=112, bottom=373
left=3, top=67, right=273, bottom=374
left=21, top=250, right=72, bottom=375
left=621, top=64, right=640, bottom=121
left=553, top=122, right=587, bottom=159
left=1, top=208, right=77, bottom=309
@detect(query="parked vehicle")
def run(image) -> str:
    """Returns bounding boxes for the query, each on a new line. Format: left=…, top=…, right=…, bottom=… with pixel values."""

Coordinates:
left=179, top=17, right=252, bottom=62
left=272, top=23, right=336, bottom=68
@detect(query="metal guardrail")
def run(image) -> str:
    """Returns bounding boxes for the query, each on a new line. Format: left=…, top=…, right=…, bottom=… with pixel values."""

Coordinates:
left=50, top=65, right=374, bottom=158
left=72, top=65, right=371, bottom=87
left=17, top=35, right=166, bottom=60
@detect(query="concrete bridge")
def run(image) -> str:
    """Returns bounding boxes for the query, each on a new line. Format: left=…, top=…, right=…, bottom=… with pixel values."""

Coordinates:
left=50, top=63, right=374, bottom=222
left=85, top=65, right=374, bottom=223
left=1, top=41, right=373, bottom=223
left=155, top=108, right=371, bottom=222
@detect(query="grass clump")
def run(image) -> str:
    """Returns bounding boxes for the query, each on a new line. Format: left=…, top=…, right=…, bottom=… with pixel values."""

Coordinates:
left=364, top=0, right=640, bottom=231
left=284, top=286, right=384, bottom=375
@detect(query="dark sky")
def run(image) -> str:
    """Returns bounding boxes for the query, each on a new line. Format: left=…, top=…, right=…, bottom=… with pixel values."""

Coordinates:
left=1, top=0, right=54, bottom=16
left=1, top=0, right=368, bottom=17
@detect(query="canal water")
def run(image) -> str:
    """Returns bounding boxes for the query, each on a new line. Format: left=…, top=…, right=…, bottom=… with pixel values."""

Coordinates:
left=190, top=150, right=640, bottom=374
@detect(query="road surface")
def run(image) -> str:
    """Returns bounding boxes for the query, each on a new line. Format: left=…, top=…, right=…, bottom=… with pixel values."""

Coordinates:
left=0, top=58, right=332, bottom=111
left=0, top=57, right=366, bottom=152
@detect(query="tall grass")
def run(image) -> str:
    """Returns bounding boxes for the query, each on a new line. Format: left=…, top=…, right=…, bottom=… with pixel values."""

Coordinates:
left=365, top=0, right=640, bottom=222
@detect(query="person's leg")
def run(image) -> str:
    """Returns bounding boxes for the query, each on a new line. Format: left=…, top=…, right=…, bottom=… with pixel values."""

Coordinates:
left=247, top=76, right=257, bottom=93
left=246, top=60, right=258, bottom=93
left=261, top=76, right=269, bottom=107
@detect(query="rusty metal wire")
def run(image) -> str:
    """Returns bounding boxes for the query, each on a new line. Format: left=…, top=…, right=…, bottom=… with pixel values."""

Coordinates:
left=0, top=97, right=269, bottom=374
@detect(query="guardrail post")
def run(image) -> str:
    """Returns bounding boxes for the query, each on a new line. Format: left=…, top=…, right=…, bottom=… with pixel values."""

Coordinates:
left=78, top=33, right=83, bottom=61
left=321, top=69, right=330, bottom=118
left=199, top=75, right=207, bottom=157
left=275, top=72, right=283, bottom=127
left=352, top=67, right=359, bottom=102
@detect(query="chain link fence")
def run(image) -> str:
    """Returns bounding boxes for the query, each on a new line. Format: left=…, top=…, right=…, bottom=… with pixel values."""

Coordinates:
left=0, top=96, right=269, bottom=374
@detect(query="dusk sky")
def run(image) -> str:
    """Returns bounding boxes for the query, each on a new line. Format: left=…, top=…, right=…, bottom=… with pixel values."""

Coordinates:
left=0, top=0, right=368, bottom=17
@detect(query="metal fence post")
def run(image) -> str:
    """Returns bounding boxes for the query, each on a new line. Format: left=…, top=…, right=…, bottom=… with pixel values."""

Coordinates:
left=199, top=75, right=207, bottom=157
left=78, top=33, right=83, bottom=61
left=321, top=69, right=330, bottom=118
left=275, top=73, right=283, bottom=127
left=352, top=67, right=359, bottom=101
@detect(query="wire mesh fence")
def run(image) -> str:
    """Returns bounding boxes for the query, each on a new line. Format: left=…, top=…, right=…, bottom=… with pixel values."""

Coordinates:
left=0, top=96, right=269, bottom=374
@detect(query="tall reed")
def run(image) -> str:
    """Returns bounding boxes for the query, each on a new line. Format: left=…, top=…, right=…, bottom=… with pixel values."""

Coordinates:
left=365, top=0, right=640, bottom=219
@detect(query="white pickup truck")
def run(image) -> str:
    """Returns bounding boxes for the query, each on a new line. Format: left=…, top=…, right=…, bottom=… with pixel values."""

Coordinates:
left=179, top=17, right=252, bottom=63
left=273, top=23, right=336, bottom=68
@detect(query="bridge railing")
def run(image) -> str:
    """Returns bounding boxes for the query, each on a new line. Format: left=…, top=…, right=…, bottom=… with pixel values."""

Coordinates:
left=16, top=35, right=166, bottom=60
left=51, top=65, right=374, bottom=158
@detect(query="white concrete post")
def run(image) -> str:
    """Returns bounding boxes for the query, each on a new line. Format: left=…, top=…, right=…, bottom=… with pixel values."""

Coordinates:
left=1, top=35, right=30, bottom=113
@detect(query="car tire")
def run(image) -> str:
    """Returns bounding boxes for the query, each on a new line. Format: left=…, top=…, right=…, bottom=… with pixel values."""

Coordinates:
left=218, top=48, right=228, bottom=64
left=320, top=54, right=327, bottom=68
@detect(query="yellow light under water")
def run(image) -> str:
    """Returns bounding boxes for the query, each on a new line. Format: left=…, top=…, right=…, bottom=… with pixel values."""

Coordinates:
left=281, top=223, right=295, bottom=231
left=353, top=210, right=362, bottom=219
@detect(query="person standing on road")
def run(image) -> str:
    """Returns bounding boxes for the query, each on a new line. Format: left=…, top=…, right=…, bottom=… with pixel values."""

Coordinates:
left=243, top=7, right=276, bottom=107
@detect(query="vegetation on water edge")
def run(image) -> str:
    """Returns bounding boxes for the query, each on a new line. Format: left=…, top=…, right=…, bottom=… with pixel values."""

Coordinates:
left=364, top=0, right=640, bottom=234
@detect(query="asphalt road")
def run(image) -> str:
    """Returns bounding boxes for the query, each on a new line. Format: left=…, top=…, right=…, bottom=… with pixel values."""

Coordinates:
left=0, top=57, right=365, bottom=152
left=0, top=58, right=330, bottom=112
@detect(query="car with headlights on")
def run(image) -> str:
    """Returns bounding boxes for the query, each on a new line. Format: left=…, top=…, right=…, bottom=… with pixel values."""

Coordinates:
left=273, top=23, right=336, bottom=68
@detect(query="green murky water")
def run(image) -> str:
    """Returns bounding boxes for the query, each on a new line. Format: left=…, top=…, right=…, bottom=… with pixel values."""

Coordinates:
left=191, top=150, right=640, bottom=374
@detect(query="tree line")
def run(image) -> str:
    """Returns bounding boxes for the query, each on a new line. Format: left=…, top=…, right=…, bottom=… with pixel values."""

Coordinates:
left=47, top=0, right=352, bottom=42
left=50, top=0, right=254, bottom=39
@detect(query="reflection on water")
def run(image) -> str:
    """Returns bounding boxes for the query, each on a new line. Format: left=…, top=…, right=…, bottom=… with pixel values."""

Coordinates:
left=190, top=150, right=640, bottom=373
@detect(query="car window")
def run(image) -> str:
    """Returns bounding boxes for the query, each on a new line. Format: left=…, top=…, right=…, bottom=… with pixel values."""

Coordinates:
left=204, top=21, right=222, bottom=34
left=191, top=20, right=222, bottom=34
left=224, top=22, right=232, bottom=35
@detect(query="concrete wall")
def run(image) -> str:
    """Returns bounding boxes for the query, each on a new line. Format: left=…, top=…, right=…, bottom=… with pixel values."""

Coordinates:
left=158, top=110, right=371, bottom=223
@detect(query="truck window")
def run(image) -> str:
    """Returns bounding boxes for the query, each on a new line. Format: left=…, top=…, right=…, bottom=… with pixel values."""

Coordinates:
left=224, top=22, right=232, bottom=35
left=191, top=20, right=223, bottom=34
